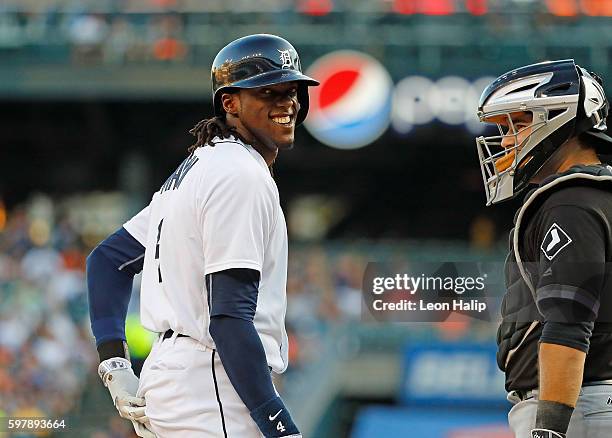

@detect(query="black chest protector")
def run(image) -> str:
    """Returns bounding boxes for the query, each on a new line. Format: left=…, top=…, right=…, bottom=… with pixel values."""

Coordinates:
left=497, top=164, right=612, bottom=375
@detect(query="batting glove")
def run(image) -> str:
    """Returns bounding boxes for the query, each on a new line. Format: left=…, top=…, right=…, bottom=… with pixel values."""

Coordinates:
left=531, top=429, right=566, bottom=438
left=98, top=358, right=156, bottom=438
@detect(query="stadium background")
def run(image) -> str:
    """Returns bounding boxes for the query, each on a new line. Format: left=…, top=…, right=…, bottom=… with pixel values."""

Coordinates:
left=1, top=0, right=612, bottom=436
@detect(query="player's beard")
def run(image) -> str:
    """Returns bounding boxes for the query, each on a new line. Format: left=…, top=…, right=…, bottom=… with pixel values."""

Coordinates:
left=237, top=97, right=300, bottom=154
left=243, top=122, right=295, bottom=152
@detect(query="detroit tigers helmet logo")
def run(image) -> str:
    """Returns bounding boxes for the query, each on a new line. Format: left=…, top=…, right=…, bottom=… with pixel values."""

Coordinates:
left=278, top=49, right=294, bottom=69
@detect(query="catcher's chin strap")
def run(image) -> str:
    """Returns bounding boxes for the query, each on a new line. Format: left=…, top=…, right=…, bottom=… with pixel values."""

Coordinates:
left=98, top=340, right=130, bottom=363
left=574, top=112, right=603, bottom=139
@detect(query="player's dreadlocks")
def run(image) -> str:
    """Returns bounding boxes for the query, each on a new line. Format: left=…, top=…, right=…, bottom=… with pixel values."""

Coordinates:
left=187, top=116, right=249, bottom=154
left=187, top=115, right=275, bottom=174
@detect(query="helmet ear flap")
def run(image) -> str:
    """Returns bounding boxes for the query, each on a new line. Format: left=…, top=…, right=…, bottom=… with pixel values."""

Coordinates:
left=295, top=83, right=310, bottom=126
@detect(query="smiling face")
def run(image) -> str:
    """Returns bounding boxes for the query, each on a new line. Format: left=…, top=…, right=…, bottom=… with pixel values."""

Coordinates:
left=223, top=82, right=300, bottom=156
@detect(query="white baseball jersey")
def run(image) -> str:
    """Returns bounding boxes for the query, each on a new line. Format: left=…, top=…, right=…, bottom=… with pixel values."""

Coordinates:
left=124, top=137, right=289, bottom=373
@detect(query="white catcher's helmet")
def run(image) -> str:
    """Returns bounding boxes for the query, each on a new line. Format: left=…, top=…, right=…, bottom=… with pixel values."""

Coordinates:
left=476, top=59, right=611, bottom=205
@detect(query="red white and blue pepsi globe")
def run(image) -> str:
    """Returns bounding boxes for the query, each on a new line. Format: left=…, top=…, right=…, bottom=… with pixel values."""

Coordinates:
left=304, top=51, right=393, bottom=150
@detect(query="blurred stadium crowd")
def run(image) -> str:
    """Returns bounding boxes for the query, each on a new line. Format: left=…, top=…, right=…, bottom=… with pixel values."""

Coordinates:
left=2, top=0, right=608, bottom=15
left=1, top=0, right=610, bottom=67
left=0, top=196, right=127, bottom=437
left=0, top=203, right=90, bottom=412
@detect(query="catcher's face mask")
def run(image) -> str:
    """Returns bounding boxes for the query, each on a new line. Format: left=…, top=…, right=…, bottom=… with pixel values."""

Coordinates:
left=476, top=110, right=549, bottom=205
left=475, top=61, right=587, bottom=205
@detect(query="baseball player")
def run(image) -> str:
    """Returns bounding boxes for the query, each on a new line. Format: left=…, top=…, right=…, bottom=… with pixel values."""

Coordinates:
left=476, top=59, right=612, bottom=438
left=86, top=33, right=319, bottom=437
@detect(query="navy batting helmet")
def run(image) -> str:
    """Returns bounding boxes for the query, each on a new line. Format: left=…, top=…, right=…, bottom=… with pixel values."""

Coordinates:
left=211, top=34, right=319, bottom=126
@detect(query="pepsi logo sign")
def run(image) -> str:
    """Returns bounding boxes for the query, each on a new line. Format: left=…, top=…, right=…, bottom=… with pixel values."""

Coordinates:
left=304, top=50, right=496, bottom=149
left=304, top=51, right=393, bottom=150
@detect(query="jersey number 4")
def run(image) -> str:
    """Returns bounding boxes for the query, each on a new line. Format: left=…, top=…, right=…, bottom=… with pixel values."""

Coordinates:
left=155, top=219, right=164, bottom=283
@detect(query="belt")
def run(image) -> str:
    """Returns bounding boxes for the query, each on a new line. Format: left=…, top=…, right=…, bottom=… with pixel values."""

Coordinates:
left=162, top=329, right=189, bottom=340
left=510, top=380, right=612, bottom=403
left=583, top=379, right=612, bottom=387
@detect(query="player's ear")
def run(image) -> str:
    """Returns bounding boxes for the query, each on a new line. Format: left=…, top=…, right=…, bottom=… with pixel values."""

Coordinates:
left=221, top=92, right=240, bottom=116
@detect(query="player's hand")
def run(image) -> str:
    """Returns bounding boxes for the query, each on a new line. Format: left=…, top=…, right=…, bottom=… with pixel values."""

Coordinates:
left=121, top=396, right=156, bottom=438
left=531, top=429, right=566, bottom=438
left=132, top=420, right=156, bottom=438
left=98, top=358, right=145, bottom=419
left=98, top=358, right=156, bottom=437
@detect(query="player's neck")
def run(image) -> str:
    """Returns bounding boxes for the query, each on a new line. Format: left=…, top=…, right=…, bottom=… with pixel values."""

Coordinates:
left=225, top=117, right=278, bottom=167
left=251, top=144, right=278, bottom=168
left=241, top=136, right=278, bottom=167
left=555, top=141, right=601, bottom=173
left=531, top=137, right=601, bottom=183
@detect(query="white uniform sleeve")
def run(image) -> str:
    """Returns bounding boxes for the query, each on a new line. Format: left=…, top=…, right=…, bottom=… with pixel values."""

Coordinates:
left=200, top=166, right=275, bottom=275
left=123, top=205, right=151, bottom=246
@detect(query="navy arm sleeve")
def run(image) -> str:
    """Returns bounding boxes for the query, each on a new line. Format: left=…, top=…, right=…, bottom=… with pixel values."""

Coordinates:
left=535, top=205, right=606, bottom=351
left=207, top=269, right=299, bottom=437
left=207, top=268, right=275, bottom=409
left=87, top=227, right=145, bottom=347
